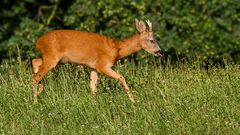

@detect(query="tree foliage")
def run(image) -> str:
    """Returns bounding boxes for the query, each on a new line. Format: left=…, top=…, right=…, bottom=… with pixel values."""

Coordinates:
left=0, top=0, right=240, bottom=63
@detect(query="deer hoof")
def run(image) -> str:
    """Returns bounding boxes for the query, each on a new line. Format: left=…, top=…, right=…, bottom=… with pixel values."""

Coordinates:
left=129, top=95, right=135, bottom=103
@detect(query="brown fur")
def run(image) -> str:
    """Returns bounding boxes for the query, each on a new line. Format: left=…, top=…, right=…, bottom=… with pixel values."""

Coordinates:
left=31, top=19, right=162, bottom=103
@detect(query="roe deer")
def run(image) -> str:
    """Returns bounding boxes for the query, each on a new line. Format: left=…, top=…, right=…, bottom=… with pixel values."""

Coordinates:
left=32, top=19, right=162, bottom=103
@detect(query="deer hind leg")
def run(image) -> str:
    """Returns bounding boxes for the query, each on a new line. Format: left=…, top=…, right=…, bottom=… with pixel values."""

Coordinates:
left=32, top=58, right=43, bottom=73
left=97, top=66, right=135, bottom=103
left=32, top=55, right=60, bottom=103
left=90, top=71, right=98, bottom=96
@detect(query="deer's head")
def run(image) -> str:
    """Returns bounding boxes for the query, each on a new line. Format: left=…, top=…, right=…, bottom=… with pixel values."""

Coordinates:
left=135, top=19, right=162, bottom=57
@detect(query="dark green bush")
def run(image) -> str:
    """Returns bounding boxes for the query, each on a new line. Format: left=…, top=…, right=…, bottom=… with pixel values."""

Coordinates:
left=0, top=0, right=239, bottom=63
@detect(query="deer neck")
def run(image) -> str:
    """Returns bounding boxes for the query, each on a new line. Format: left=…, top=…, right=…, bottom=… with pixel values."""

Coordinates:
left=115, top=34, right=142, bottom=60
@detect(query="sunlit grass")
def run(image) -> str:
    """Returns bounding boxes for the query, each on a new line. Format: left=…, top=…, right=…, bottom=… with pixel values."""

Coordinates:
left=0, top=60, right=239, bottom=134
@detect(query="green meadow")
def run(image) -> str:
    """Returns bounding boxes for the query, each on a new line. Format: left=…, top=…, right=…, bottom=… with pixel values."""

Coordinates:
left=0, top=60, right=239, bottom=134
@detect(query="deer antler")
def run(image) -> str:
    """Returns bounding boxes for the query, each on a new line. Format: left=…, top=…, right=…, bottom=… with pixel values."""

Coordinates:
left=146, top=20, right=152, bottom=32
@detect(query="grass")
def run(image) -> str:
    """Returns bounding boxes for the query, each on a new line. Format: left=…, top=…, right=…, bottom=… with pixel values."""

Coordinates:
left=0, top=60, right=240, bottom=134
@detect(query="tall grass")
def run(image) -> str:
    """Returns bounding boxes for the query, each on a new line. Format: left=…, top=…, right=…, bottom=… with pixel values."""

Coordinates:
left=0, top=60, right=239, bottom=134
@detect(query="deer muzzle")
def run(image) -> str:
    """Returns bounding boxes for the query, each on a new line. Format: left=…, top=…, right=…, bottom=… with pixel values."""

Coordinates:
left=154, top=50, right=163, bottom=57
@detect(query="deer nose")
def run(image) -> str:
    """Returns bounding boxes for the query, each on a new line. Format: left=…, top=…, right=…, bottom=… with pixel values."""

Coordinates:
left=154, top=50, right=163, bottom=57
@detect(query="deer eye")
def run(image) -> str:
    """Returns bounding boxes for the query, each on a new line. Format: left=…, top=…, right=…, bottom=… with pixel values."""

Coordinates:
left=149, top=39, right=154, bottom=43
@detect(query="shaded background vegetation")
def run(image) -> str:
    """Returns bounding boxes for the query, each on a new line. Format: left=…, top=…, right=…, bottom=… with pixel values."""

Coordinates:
left=0, top=0, right=240, bottom=63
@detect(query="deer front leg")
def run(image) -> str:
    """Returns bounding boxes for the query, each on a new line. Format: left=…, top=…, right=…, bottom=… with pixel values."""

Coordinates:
left=99, top=67, right=135, bottom=103
left=90, top=71, right=98, bottom=96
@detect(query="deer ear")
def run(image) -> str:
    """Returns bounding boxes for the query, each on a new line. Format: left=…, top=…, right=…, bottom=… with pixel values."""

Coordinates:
left=135, top=19, right=146, bottom=33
